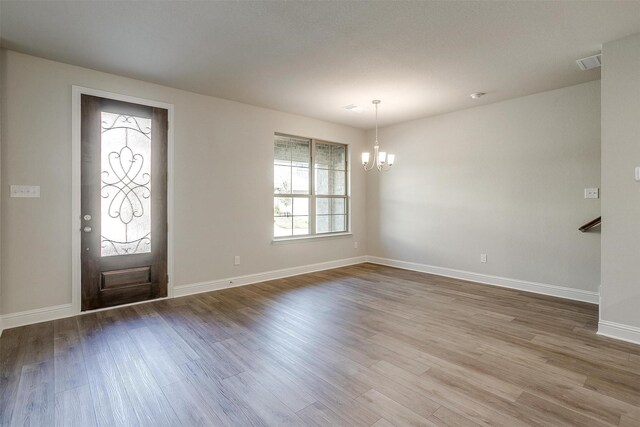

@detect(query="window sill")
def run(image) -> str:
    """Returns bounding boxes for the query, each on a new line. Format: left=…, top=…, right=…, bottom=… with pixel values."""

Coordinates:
left=272, top=232, right=353, bottom=245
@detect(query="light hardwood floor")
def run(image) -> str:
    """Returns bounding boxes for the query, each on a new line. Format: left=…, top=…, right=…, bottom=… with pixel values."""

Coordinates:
left=1, top=263, right=640, bottom=426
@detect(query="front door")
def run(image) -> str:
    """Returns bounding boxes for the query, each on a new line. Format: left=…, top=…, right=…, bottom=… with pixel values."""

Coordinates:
left=81, top=95, right=168, bottom=311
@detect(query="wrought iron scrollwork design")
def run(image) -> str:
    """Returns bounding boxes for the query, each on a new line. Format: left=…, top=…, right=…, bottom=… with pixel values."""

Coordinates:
left=100, top=114, right=152, bottom=256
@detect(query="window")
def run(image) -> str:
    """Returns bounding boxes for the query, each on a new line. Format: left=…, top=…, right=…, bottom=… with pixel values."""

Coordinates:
left=274, top=134, right=349, bottom=238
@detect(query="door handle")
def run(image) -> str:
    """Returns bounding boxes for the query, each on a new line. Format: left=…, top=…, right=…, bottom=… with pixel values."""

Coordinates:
left=83, top=226, right=92, bottom=233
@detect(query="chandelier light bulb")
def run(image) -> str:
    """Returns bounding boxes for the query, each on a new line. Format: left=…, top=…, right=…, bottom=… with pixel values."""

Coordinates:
left=361, top=152, right=370, bottom=165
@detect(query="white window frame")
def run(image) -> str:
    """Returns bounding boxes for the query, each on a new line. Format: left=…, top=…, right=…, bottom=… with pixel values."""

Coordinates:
left=273, top=133, right=351, bottom=242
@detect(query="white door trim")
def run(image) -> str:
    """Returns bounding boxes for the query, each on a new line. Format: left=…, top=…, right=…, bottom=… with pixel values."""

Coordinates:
left=71, top=86, right=175, bottom=314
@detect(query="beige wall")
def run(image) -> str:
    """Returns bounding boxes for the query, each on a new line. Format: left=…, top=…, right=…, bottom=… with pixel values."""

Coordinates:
left=0, top=50, right=367, bottom=315
left=601, top=33, right=640, bottom=329
left=366, top=81, right=602, bottom=293
left=0, top=49, right=607, bottom=320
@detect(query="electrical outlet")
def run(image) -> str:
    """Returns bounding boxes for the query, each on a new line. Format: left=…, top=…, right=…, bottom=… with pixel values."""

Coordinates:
left=584, top=188, right=599, bottom=199
left=480, top=254, right=487, bottom=263
left=354, top=241, right=359, bottom=249
left=234, top=255, right=240, bottom=266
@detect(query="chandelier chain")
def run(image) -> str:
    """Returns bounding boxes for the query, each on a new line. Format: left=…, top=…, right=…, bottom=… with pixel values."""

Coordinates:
left=375, top=102, right=379, bottom=145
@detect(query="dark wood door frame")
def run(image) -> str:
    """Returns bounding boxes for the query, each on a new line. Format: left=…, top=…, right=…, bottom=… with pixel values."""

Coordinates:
left=72, top=86, right=174, bottom=314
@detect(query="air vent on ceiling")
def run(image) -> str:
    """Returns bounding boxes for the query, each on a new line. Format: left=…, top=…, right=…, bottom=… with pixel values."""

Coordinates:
left=344, top=104, right=366, bottom=113
left=576, top=54, right=602, bottom=71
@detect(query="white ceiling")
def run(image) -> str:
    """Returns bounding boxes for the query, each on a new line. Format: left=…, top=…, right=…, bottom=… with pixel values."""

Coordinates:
left=2, top=1, right=640, bottom=129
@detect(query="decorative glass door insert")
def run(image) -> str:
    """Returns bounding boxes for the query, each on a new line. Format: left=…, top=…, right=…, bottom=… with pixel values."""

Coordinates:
left=100, top=113, right=152, bottom=256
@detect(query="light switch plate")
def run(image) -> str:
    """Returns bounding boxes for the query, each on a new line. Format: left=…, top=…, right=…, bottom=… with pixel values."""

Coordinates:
left=10, top=185, right=40, bottom=198
left=584, top=188, right=599, bottom=199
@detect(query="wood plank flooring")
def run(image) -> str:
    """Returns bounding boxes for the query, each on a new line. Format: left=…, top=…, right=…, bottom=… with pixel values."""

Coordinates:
left=2, top=263, right=640, bottom=426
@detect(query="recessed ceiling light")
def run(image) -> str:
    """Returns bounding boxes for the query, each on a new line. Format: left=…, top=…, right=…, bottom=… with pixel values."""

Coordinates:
left=470, top=92, right=486, bottom=99
left=576, top=53, right=601, bottom=71
left=344, top=104, right=367, bottom=113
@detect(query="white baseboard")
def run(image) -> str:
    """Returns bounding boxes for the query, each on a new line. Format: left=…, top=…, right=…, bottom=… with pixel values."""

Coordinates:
left=173, top=256, right=368, bottom=297
left=367, top=256, right=600, bottom=304
left=0, top=257, right=368, bottom=331
left=0, top=254, right=601, bottom=332
left=598, top=320, right=640, bottom=346
left=1, top=303, right=75, bottom=330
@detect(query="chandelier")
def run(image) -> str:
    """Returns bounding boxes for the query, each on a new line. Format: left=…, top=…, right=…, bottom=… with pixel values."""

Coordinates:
left=362, top=100, right=395, bottom=172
